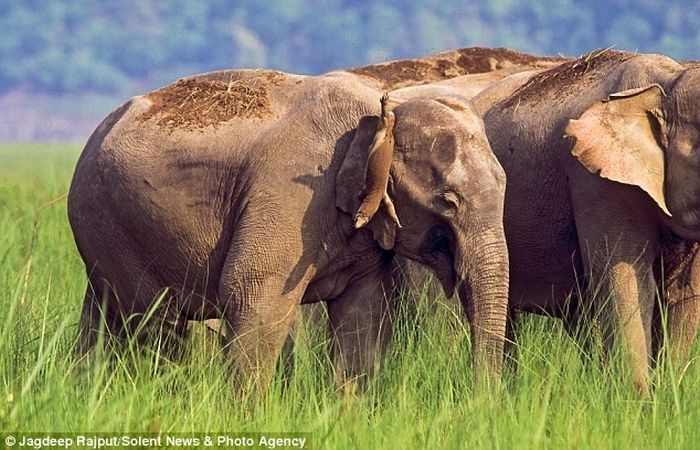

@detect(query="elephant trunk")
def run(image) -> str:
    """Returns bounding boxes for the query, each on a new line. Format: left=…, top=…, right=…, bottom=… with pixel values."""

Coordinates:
left=454, top=222, right=509, bottom=389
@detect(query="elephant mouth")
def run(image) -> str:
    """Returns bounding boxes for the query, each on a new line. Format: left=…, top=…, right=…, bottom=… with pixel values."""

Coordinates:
left=681, top=208, right=700, bottom=230
left=419, top=224, right=457, bottom=297
left=665, top=207, right=700, bottom=241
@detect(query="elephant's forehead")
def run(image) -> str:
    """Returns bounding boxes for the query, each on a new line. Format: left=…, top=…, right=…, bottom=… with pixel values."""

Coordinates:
left=444, top=154, right=470, bottom=185
left=445, top=144, right=498, bottom=188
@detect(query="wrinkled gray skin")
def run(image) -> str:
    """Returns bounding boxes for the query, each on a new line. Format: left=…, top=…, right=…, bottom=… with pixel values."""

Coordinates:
left=68, top=69, right=509, bottom=390
left=476, top=50, right=700, bottom=393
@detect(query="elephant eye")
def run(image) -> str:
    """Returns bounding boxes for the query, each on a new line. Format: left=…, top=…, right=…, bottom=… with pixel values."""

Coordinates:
left=434, top=191, right=461, bottom=214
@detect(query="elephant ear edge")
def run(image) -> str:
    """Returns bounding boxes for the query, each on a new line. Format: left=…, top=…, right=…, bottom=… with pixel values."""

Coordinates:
left=565, top=84, right=671, bottom=216
left=336, top=114, right=397, bottom=250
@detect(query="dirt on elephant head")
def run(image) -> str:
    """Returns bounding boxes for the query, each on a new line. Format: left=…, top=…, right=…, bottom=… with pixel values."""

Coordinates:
left=140, top=70, right=281, bottom=131
left=347, top=46, right=567, bottom=90
left=500, top=49, right=633, bottom=108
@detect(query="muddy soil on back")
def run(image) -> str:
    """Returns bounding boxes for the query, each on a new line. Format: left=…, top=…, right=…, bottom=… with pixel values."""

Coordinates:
left=348, top=46, right=567, bottom=90
left=140, top=70, right=283, bottom=131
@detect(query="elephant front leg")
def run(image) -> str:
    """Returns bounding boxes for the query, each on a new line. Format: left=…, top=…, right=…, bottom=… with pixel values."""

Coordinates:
left=218, top=228, right=312, bottom=392
left=220, top=276, right=302, bottom=393
left=571, top=178, right=660, bottom=394
left=578, top=238, right=658, bottom=394
left=603, top=260, right=656, bottom=393
left=326, top=266, right=394, bottom=393
left=569, top=166, right=669, bottom=394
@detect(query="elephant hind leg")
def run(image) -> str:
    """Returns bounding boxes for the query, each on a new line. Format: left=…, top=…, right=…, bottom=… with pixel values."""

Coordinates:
left=76, top=278, right=120, bottom=359
left=77, top=275, right=190, bottom=361
left=562, top=293, right=607, bottom=365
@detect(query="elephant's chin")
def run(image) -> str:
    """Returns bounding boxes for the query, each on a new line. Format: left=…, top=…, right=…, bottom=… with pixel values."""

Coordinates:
left=433, top=263, right=457, bottom=298
left=436, top=271, right=457, bottom=298
left=420, top=223, right=457, bottom=298
left=676, top=208, right=700, bottom=240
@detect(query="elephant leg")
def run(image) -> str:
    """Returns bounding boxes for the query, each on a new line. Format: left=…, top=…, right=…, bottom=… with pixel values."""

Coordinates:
left=326, top=266, right=394, bottom=392
left=662, top=253, right=700, bottom=368
left=300, top=302, right=329, bottom=338
left=77, top=279, right=114, bottom=359
left=605, top=260, right=656, bottom=393
left=578, top=238, right=657, bottom=393
left=78, top=227, right=190, bottom=359
left=278, top=326, right=296, bottom=384
left=220, top=277, right=300, bottom=392
left=503, top=311, right=519, bottom=365
left=667, top=300, right=700, bottom=368
left=562, top=293, right=605, bottom=362
left=575, top=239, right=656, bottom=393
left=77, top=275, right=175, bottom=358
left=571, top=180, right=659, bottom=393
left=217, top=219, right=309, bottom=392
left=144, top=305, right=191, bottom=361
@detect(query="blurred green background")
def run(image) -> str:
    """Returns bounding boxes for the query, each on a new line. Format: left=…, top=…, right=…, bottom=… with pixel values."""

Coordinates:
left=2, top=0, right=699, bottom=141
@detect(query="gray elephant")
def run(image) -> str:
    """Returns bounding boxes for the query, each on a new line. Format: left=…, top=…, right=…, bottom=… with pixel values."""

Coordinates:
left=473, top=49, right=700, bottom=393
left=67, top=68, right=509, bottom=389
left=285, top=48, right=568, bottom=368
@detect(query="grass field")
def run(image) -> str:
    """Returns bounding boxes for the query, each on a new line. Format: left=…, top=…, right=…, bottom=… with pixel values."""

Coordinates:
left=1, top=144, right=699, bottom=449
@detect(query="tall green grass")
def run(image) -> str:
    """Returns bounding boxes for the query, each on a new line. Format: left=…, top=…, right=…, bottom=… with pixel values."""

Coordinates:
left=1, top=144, right=698, bottom=449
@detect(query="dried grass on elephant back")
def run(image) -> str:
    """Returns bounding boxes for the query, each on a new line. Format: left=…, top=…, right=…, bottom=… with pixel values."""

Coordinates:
left=140, top=73, right=273, bottom=131
left=502, top=49, right=632, bottom=107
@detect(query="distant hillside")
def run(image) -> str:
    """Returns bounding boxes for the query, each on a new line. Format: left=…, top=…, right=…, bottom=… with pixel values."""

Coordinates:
left=2, top=0, right=699, bottom=141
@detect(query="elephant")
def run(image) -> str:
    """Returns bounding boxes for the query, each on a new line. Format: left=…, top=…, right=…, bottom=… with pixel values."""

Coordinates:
left=280, top=48, right=568, bottom=356
left=67, top=67, right=510, bottom=390
left=471, top=49, right=700, bottom=393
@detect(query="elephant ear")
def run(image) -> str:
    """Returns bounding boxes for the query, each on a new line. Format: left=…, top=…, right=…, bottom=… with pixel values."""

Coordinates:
left=336, top=114, right=397, bottom=250
left=565, top=84, right=671, bottom=216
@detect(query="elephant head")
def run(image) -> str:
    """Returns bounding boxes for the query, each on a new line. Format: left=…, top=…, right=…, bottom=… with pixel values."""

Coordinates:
left=336, top=94, right=509, bottom=381
left=566, top=67, right=700, bottom=240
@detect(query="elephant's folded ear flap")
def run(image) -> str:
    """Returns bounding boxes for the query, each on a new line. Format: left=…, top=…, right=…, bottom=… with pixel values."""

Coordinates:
left=565, top=84, right=671, bottom=216
left=336, top=99, right=399, bottom=250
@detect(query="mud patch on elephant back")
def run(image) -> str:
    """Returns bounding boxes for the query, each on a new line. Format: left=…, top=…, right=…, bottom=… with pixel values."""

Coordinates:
left=659, top=234, right=700, bottom=288
left=348, top=60, right=435, bottom=89
left=140, top=72, right=274, bottom=131
left=348, top=47, right=566, bottom=90
left=454, top=47, right=563, bottom=73
left=501, top=49, right=632, bottom=108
